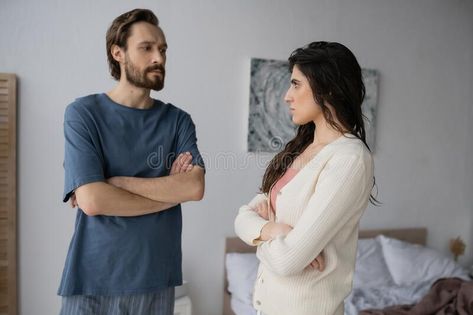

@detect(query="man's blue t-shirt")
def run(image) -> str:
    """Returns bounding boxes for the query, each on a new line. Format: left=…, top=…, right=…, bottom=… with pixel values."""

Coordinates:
left=58, top=93, right=204, bottom=296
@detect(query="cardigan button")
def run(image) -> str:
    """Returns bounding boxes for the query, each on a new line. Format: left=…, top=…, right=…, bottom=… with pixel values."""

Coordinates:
left=256, top=300, right=261, bottom=306
left=278, top=191, right=282, bottom=195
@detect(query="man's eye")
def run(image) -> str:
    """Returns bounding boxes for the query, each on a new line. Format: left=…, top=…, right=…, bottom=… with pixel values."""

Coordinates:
left=141, top=46, right=151, bottom=51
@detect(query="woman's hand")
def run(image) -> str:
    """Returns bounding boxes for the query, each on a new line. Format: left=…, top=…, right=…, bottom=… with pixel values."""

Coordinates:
left=252, top=199, right=271, bottom=220
left=307, top=252, right=325, bottom=272
left=260, top=222, right=293, bottom=241
left=258, top=220, right=325, bottom=272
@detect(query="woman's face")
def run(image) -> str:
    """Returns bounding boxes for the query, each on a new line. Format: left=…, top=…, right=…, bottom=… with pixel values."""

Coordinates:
left=284, top=66, right=322, bottom=125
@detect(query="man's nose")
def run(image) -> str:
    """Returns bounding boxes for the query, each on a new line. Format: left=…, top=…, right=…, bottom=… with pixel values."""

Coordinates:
left=151, top=49, right=165, bottom=65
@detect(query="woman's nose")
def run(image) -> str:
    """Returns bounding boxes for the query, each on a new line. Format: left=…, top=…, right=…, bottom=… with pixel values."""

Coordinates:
left=284, top=90, right=292, bottom=104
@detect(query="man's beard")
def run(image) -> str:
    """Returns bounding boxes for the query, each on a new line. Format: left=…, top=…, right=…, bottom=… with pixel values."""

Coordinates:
left=124, top=54, right=165, bottom=91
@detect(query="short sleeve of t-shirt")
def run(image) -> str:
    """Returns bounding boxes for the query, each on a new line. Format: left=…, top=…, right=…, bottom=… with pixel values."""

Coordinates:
left=176, top=113, right=205, bottom=170
left=63, top=103, right=105, bottom=202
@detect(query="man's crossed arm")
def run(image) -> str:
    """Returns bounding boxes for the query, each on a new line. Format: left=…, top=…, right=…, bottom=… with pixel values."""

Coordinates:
left=73, top=152, right=205, bottom=217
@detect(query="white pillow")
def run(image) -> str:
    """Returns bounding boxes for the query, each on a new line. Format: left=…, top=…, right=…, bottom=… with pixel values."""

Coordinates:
left=225, top=252, right=259, bottom=314
left=353, top=237, right=394, bottom=288
left=379, top=235, right=470, bottom=286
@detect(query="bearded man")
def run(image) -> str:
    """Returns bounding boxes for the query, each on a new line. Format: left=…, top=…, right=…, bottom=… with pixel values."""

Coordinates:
left=58, top=8, right=205, bottom=315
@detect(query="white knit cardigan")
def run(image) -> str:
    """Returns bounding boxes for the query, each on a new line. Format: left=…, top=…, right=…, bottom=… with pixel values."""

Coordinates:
left=234, top=135, right=374, bottom=315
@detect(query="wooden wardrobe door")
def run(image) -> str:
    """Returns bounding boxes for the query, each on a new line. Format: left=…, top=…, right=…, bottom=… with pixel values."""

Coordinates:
left=0, top=73, right=17, bottom=315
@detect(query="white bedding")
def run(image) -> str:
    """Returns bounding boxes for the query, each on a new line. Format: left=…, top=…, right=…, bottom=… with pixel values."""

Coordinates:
left=344, top=281, right=431, bottom=315
left=226, top=235, right=470, bottom=315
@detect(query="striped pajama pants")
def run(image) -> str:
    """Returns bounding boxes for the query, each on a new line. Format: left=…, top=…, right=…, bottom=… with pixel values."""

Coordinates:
left=59, top=287, right=175, bottom=315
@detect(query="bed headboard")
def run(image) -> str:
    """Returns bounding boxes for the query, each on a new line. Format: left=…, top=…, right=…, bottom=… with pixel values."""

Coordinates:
left=223, top=227, right=427, bottom=315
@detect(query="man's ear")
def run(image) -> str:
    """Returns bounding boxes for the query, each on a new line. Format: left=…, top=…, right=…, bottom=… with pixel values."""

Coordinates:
left=111, top=44, right=124, bottom=63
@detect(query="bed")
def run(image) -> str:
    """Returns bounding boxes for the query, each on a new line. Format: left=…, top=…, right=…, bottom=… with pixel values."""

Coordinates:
left=223, top=228, right=471, bottom=315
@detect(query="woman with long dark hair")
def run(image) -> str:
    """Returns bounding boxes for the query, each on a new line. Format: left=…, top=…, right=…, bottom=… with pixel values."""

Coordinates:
left=235, top=42, right=376, bottom=315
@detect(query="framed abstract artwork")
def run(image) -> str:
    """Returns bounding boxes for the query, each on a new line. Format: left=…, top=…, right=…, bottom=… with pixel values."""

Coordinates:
left=247, top=58, right=379, bottom=152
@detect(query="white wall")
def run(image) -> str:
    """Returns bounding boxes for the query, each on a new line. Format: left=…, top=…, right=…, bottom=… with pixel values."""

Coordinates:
left=1, top=0, right=473, bottom=314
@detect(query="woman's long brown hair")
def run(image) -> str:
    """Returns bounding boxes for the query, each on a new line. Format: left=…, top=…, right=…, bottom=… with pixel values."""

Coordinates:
left=261, top=42, right=379, bottom=204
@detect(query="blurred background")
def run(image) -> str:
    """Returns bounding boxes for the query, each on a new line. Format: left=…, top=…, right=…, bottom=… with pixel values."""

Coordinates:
left=1, top=0, right=472, bottom=314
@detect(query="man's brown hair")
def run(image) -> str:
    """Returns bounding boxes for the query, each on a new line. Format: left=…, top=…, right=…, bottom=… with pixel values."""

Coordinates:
left=106, top=9, right=159, bottom=80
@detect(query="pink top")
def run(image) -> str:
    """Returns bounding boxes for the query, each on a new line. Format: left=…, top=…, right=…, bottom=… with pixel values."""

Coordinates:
left=270, top=168, right=299, bottom=213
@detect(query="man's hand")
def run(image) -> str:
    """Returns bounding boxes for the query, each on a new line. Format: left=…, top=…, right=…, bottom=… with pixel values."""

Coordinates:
left=107, top=176, right=125, bottom=189
left=170, top=152, right=193, bottom=175
left=69, top=194, right=78, bottom=208
left=107, top=152, right=194, bottom=189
